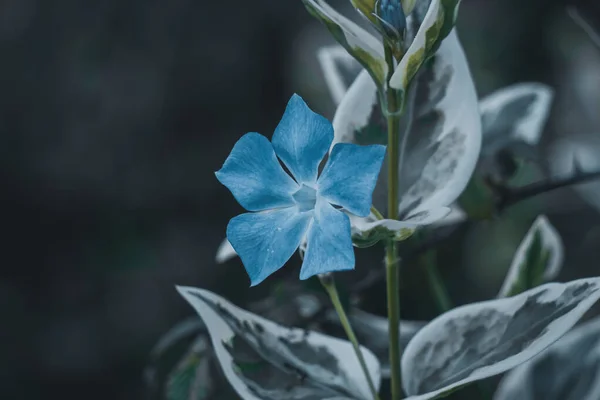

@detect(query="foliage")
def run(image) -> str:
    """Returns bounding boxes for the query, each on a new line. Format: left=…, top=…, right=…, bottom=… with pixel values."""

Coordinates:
left=145, top=1, right=600, bottom=400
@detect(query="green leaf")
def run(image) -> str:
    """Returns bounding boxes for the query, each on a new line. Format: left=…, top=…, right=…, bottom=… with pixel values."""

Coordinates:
left=349, top=0, right=378, bottom=25
left=456, top=175, right=495, bottom=220
left=435, top=0, right=462, bottom=51
left=498, top=215, right=564, bottom=298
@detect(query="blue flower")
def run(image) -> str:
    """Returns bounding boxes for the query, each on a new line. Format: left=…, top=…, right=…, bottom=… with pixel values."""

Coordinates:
left=216, top=94, right=386, bottom=286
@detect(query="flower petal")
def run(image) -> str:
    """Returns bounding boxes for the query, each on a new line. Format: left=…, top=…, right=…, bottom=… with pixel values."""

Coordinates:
left=227, top=208, right=312, bottom=286
left=215, top=132, right=299, bottom=211
left=300, top=200, right=354, bottom=280
left=272, top=94, right=334, bottom=185
left=318, top=143, right=386, bottom=217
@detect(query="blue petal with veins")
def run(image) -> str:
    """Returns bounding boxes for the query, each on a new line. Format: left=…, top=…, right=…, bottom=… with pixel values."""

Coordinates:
left=217, top=94, right=386, bottom=285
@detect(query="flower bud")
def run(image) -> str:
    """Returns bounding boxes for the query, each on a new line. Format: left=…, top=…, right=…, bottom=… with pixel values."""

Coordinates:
left=376, top=0, right=406, bottom=40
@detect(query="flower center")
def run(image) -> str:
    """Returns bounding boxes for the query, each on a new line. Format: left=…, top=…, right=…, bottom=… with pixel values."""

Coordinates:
left=293, top=184, right=317, bottom=212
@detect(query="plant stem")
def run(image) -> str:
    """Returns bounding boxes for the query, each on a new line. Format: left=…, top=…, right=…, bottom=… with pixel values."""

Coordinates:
left=385, top=243, right=402, bottom=399
left=371, top=205, right=385, bottom=220
left=319, top=275, right=381, bottom=400
left=422, top=250, right=453, bottom=311
left=384, top=44, right=403, bottom=400
left=494, top=168, right=600, bottom=212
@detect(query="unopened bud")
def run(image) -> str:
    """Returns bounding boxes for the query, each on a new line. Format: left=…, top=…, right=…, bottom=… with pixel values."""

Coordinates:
left=376, top=0, right=406, bottom=40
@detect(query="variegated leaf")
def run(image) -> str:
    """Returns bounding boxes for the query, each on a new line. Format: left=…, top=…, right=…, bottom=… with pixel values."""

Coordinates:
left=324, top=309, right=427, bottom=378
left=494, top=315, right=600, bottom=400
left=333, top=29, right=480, bottom=232
left=436, top=83, right=554, bottom=226
left=350, top=208, right=450, bottom=247
left=498, top=215, right=564, bottom=298
left=480, top=83, right=553, bottom=153
left=348, top=0, right=378, bottom=26
left=317, top=45, right=362, bottom=106
left=177, top=287, right=381, bottom=400
left=302, top=0, right=387, bottom=88
left=549, top=134, right=600, bottom=213
left=390, top=0, right=444, bottom=92
left=390, top=0, right=462, bottom=92
left=401, top=278, right=600, bottom=400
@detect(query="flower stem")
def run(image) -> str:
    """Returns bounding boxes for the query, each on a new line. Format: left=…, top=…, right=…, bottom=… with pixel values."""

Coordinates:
left=319, top=274, right=381, bottom=400
left=371, top=205, right=385, bottom=220
left=384, top=44, right=403, bottom=400
left=422, top=249, right=453, bottom=311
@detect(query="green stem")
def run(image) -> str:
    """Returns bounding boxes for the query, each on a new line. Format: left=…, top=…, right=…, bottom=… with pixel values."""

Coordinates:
left=319, top=275, right=381, bottom=400
left=384, top=44, right=403, bottom=400
left=385, top=242, right=402, bottom=399
left=422, top=250, right=453, bottom=311
left=371, top=205, right=385, bottom=220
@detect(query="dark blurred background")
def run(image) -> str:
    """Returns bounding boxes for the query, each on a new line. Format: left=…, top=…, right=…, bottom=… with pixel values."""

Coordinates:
left=1, top=0, right=599, bottom=399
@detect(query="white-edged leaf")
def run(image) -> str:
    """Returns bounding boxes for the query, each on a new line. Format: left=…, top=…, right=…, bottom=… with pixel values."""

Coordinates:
left=331, top=68, right=378, bottom=146
left=333, top=29, right=480, bottom=230
left=317, top=45, right=362, bottom=106
left=432, top=83, right=553, bottom=226
left=395, top=30, right=481, bottom=217
left=390, top=0, right=443, bottom=91
left=177, top=286, right=381, bottom=400
left=302, top=0, right=387, bottom=87
left=549, top=134, right=600, bottom=212
left=216, top=238, right=236, bottom=263
left=430, top=206, right=467, bottom=227
left=350, top=208, right=451, bottom=246
left=249, top=281, right=323, bottom=326
left=426, top=84, right=553, bottom=227
left=498, top=215, right=564, bottom=298
left=494, top=315, right=600, bottom=400
left=348, top=0, right=377, bottom=24
left=324, top=309, right=427, bottom=378
left=401, top=278, right=600, bottom=400
left=480, top=83, right=553, bottom=156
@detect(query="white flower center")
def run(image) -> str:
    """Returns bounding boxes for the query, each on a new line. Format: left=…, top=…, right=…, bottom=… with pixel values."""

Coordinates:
left=293, top=184, right=317, bottom=212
